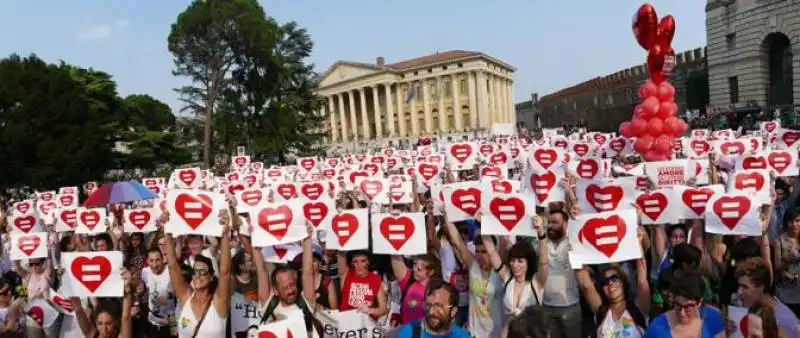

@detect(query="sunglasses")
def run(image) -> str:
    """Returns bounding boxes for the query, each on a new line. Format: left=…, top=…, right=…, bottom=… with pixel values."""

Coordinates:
left=600, top=274, right=622, bottom=286
left=193, top=268, right=210, bottom=276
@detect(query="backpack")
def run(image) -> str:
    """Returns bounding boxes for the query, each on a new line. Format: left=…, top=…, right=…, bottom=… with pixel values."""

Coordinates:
left=411, top=320, right=423, bottom=338
left=259, top=295, right=323, bottom=337
left=400, top=274, right=416, bottom=308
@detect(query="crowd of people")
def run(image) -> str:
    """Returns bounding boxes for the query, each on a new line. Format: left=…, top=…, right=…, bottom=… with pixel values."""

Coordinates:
left=1, top=127, right=800, bottom=338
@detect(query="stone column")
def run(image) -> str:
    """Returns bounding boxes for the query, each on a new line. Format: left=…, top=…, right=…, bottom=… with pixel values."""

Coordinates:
left=359, top=87, right=370, bottom=139
left=396, top=84, right=407, bottom=137
left=477, top=71, right=490, bottom=129
left=327, top=96, right=338, bottom=142
left=409, top=82, right=420, bottom=136
left=422, top=80, right=433, bottom=134
left=494, top=75, right=502, bottom=123
left=508, top=79, right=516, bottom=125
left=347, top=91, right=359, bottom=140
left=337, top=93, right=348, bottom=142
left=453, top=74, right=462, bottom=132
left=468, top=72, right=478, bottom=130
left=383, top=83, right=395, bottom=137
left=437, top=76, right=446, bottom=133
left=371, top=86, right=382, bottom=139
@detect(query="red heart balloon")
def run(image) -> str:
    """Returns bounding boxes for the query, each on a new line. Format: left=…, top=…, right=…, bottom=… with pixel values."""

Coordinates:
left=647, top=44, right=675, bottom=84
left=658, top=15, right=676, bottom=47
left=632, top=4, right=658, bottom=50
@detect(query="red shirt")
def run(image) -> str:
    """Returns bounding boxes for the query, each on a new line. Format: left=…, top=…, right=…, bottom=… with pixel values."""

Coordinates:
left=339, top=269, right=382, bottom=311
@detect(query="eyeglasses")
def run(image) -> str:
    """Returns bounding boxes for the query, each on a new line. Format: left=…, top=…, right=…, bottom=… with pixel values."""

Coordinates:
left=29, top=261, right=43, bottom=267
left=672, top=300, right=699, bottom=311
left=600, top=274, right=622, bottom=286
left=193, top=268, right=210, bottom=276
left=425, top=302, right=454, bottom=311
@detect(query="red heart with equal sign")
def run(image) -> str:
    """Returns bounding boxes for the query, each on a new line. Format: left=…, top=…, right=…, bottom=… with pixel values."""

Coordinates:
left=379, top=216, right=415, bottom=250
left=70, top=256, right=112, bottom=292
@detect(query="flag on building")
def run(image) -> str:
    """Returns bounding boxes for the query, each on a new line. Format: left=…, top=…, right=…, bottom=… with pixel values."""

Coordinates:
left=405, top=86, right=416, bottom=104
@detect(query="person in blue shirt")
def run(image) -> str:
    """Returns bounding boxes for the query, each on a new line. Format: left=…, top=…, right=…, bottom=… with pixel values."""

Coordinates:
left=396, top=280, right=470, bottom=338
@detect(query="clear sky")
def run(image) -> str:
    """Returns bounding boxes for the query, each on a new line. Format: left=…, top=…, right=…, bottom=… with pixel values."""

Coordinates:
left=0, top=0, right=706, bottom=113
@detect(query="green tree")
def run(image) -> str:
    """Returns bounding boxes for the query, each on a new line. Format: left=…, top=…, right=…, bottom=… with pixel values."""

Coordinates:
left=0, top=54, right=118, bottom=189
left=121, top=94, right=176, bottom=131
left=217, top=19, right=326, bottom=166
left=115, top=94, right=190, bottom=175
left=168, top=0, right=269, bottom=169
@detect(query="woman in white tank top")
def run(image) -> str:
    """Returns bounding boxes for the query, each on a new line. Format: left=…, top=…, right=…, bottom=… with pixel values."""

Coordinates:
left=161, top=209, right=233, bottom=338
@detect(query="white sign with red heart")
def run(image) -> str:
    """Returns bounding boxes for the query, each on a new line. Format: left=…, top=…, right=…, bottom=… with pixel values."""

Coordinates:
left=248, top=200, right=307, bottom=248
left=481, top=178, right=521, bottom=195
left=48, top=288, right=76, bottom=315
left=9, top=232, right=48, bottom=261
left=74, top=208, right=108, bottom=235
left=8, top=213, right=43, bottom=234
left=299, top=198, right=335, bottom=232
left=165, top=190, right=227, bottom=237
left=386, top=181, right=413, bottom=205
left=122, top=208, right=157, bottom=233
left=170, top=167, right=202, bottom=189
left=776, top=128, right=800, bottom=150
left=568, top=157, right=609, bottom=180
left=576, top=179, right=637, bottom=215
left=480, top=164, right=508, bottom=180
left=522, top=167, right=565, bottom=205
left=371, top=212, right=427, bottom=255
left=704, top=193, right=762, bottom=236
left=235, top=188, right=269, bottom=212
left=296, top=156, right=319, bottom=173
left=55, top=208, right=79, bottom=232
left=528, top=147, right=565, bottom=173
left=55, top=193, right=78, bottom=208
left=736, top=151, right=798, bottom=177
left=25, top=299, right=59, bottom=329
left=480, top=193, right=537, bottom=237
left=61, top=251, right=123, bottom=297
left=325, top=208, right=370, bottom=251
left=634, top=189, right=682, bottom=225
left=727, top=169, right=771, bottom=204
left=567, top=209, right=642, bottom=265
left=355, top=177, right=389, bottom=205
left=760, top=120, right=780, bottom=135
left=12, top=200, right=35, bottom=217
left=442, top=182, right=482, bottom=222
left=447, top=142, right=477, bottom=170
left=261, top=242, right=302, bottom=264
left=674, top=185, right=726, bottom=219
left=231, top=155, right=251, bottom=171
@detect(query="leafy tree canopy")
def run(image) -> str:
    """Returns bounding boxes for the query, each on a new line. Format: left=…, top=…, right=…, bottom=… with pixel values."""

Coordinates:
left=0, top=54, right=188, bottom=190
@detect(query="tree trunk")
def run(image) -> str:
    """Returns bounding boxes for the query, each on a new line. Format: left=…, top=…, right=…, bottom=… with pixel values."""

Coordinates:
left=203, top=103, right=214, bottom=169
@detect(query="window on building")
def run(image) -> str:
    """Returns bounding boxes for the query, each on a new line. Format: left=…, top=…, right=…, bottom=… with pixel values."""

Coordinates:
left=428, top=68, right=433, bottom=73
left=458, top=63, right=463, bottom=68
left=444, top=81, right=452, bottom=97
left=728, top=76, right=739, bottom=103
left=460, top=79, right=467, bottom=95
left=413, top=71, right=418, bottom=76
left=607, top=94, right=614, bottom=106
left=726, top=33, right=736, bottom=52
left=594, top=96, right=599, bottom=106
left=443, top=66, right=448, bottom=70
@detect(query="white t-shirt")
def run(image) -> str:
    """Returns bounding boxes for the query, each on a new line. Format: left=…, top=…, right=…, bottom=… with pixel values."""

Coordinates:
left=142, top=266, right=177, bottom=326
left=468, top=263, right=504, bottom=338
left=598, top=309, right=644, bottom=338
left=539, top=238, right=580, bottom=306
left=58, top=289, right=89, bottom=338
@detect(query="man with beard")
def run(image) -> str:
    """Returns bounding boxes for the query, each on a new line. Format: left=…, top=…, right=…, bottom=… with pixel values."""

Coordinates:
left=395, top=280, right=469, bottom=338
left=538, top=209, right=581, bottom=337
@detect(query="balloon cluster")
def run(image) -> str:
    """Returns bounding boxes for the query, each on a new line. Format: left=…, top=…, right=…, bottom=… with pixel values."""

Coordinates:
left=618, top=3, right=687, bottom=161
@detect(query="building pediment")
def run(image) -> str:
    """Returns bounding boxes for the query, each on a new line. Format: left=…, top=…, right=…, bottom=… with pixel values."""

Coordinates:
left=317, top=62, right=384, bottom=88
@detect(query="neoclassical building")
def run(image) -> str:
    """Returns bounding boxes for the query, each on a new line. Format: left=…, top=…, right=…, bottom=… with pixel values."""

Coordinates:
left=315, top=50, right=516, bottom=149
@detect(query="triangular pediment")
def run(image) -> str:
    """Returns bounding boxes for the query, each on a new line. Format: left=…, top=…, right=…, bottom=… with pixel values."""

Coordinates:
left=317, top=62, right=383, bottom=88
